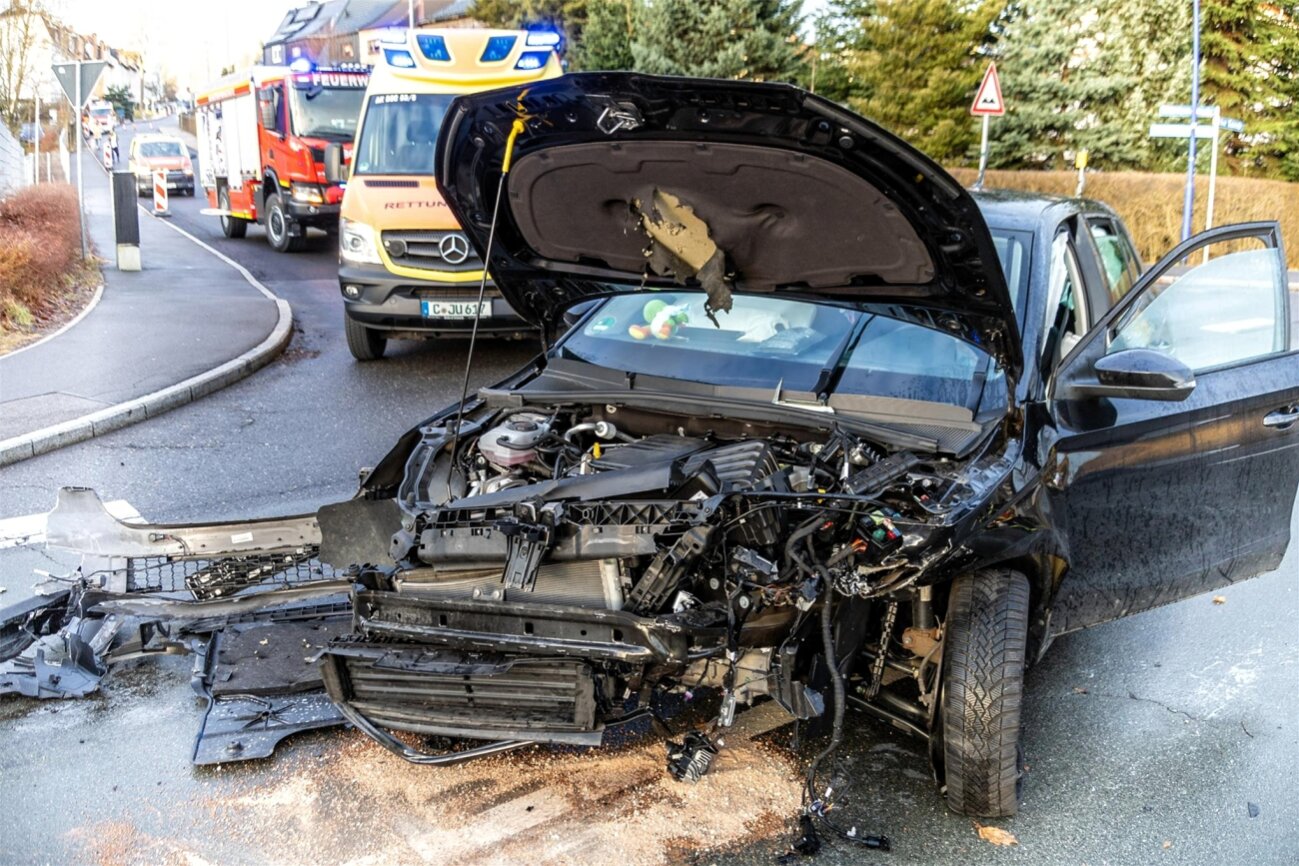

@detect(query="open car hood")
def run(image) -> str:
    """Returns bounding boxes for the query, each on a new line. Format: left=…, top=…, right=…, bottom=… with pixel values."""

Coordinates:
left=436, top=73, right=1020, bottom=375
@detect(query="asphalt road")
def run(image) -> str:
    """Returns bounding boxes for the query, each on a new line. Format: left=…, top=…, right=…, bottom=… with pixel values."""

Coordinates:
left=0, top=118, right=1295, bottom=865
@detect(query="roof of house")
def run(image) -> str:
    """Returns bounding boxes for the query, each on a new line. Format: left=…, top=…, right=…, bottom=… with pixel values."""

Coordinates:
left=266, top=0, right=476, bottom=47
left=266, top=0, right=404, bottom=46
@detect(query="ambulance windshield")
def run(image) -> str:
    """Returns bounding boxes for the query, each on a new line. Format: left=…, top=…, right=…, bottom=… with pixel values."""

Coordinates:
left=352, top=92, right=455, bottom=176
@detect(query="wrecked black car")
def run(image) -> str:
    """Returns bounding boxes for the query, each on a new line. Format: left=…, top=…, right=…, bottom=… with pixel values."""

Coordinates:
left=4, top=74, right=1297, bottom=824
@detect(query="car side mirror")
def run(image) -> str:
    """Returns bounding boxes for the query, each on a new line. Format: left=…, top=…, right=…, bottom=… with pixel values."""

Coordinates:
left=1072, top=348, right=1196, bottom=401
left=324, top=143, right=346, bottom=184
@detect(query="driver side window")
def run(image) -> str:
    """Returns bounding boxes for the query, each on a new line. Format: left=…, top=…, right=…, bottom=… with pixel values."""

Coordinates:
left=258, top=86, right=284, bottom=136
left=1108, top=239, right=1287, bottom=372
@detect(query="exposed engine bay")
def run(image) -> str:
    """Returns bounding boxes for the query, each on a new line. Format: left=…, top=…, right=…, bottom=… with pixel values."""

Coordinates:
left=310, top=397, right=1005, bottom=762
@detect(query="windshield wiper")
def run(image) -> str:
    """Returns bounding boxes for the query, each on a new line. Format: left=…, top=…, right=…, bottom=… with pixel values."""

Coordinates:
left=771, top=378, right=833, bottom=414
left=810, top=313, right=873, bottom=401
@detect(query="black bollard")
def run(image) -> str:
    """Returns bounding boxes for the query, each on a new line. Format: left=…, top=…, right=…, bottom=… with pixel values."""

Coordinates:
left=111, top=170, right=140, bottom=271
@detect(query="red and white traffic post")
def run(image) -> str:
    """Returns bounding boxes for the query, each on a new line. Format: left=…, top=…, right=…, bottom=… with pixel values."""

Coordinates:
left=971, top=61, right=1005, bottom=189
left=152, top=169, right=169, bottom=216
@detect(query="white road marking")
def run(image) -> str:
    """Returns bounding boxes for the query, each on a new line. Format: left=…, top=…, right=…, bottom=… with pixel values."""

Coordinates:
left=0, top=499, right=143, bottom=550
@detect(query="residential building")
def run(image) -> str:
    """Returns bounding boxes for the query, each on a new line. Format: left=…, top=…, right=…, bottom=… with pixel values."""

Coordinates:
left=263, top=0, right=475, bottom=67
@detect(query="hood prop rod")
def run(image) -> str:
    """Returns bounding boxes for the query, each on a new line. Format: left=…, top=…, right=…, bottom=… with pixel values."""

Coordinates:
left=446, top=119, right=527, bottom=500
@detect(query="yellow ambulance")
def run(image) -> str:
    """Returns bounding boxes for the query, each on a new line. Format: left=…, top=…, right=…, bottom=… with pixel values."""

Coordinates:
left=329, top=29, right=563, bottom=360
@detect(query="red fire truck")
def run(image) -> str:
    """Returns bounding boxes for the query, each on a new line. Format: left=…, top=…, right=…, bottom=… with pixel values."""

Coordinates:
left=195, top=63, right=369, bottom=252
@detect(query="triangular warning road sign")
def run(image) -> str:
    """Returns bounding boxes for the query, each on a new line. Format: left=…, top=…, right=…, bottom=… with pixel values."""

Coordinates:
left=971, top=62, right=1005, bottom=116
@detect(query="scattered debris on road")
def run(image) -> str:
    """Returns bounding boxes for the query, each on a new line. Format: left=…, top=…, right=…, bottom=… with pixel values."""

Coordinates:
left=974, top=822, right=1018, bottom=846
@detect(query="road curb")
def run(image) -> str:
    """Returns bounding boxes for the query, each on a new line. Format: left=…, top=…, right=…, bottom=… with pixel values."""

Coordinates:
left=0, top=221, right=293, bottom=467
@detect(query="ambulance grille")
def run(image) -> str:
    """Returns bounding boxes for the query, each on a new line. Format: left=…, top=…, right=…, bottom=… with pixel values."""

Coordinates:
left=381, top=229, right=482, bottom=272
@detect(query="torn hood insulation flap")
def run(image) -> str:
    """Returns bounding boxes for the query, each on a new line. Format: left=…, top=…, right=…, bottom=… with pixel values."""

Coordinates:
left=436, top=72, right=1021, bottom=375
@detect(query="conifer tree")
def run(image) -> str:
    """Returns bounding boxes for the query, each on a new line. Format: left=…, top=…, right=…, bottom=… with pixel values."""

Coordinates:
left=581, top=0, right=634, bottom=70
left=828, top=0, right=1002, bottom=164
left=629, top=0, right=805, bottom=83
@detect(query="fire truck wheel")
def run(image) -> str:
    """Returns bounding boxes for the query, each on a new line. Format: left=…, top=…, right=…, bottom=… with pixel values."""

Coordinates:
left=219, top=190, right=247, bottom=239
left=344, top=312, right=387, bottom=361
left=266, top=193, right=306, bottom=253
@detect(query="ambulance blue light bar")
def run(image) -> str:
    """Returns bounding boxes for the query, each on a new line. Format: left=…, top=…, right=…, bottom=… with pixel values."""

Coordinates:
left=525, top=30, right=561, bottom=47
left=384, top=48, right=417, bottom=68
left=515, top=51, right=550, bottom=70
left=481, top=35, right=517, bottom=62
left=416, top=33, right=451, bottom=61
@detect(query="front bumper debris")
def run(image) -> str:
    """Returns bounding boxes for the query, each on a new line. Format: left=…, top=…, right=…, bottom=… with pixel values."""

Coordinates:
left=1, top=488, right=354, bottom=762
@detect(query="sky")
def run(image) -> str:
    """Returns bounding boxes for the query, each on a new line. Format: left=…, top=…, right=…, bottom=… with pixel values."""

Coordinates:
left=53, top=0, right=301, bottom=90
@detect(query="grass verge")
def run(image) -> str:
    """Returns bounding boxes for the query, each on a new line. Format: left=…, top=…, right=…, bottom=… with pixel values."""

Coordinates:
left=949, top=168, right=1299, bottom=269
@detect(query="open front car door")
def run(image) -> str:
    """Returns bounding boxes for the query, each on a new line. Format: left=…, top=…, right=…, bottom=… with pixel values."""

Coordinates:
left=1047, top=222, right=1299, bottom=636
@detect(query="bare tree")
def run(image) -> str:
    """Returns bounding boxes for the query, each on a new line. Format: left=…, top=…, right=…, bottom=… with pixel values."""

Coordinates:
left=0, top=0, right=45, bottom=132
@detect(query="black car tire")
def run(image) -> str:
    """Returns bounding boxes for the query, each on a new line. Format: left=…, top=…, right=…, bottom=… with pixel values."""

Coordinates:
left=345, top=312, right=387, bottom=361
left=940, top=568, right=1030, bottom=818
left=265, top=193, right=305, bottom=253
left=219, top=190, right=247, bottom=239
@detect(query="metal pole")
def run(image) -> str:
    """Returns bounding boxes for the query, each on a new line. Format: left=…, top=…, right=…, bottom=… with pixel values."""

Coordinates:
left=76, top=61, right=87, bottom=260
left=976, top=114, right=990, bottom=189
left=1206, top=106, right=1220, bottom=231
left=408, top=0, right=415, bottom=28
left=1202, top=106, right=1220, bottom=264
left=33, top=89, right=40, bottom=184
left=1181, top=0, right=1201, bottom=242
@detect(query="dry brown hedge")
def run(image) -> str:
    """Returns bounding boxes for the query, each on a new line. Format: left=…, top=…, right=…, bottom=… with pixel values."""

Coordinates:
left=948, top=168, right=1299, bottom=269
left=0, top=184, right=83, bottom=330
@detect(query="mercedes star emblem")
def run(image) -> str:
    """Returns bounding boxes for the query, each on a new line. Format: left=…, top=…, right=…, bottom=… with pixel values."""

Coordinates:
left=439, top=232, right=471, bottom=265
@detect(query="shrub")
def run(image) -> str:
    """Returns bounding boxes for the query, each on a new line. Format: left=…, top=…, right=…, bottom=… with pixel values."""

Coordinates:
left=949, top=169, right=1299, bottom=268
left=0, top=184, right=83, bottom=331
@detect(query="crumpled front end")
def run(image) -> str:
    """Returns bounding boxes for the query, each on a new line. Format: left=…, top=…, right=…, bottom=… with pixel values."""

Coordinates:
left=306, top=397, right=1012, bottom=758
left=2, top=394, right=1014, bottom=774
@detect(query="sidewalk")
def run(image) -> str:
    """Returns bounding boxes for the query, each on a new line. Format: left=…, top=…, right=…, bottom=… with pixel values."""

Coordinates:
left=0, top=149, right=290, bottom=464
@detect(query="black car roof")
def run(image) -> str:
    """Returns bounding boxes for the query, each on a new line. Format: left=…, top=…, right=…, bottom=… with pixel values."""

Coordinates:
left=972, top=188, right=1121, bottom=231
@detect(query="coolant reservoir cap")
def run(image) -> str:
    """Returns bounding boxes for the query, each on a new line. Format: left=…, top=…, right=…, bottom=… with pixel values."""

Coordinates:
left=478, top=412, right=550, bottom=468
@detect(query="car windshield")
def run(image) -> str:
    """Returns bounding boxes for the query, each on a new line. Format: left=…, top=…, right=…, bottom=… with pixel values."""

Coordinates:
left=89, top=107, right=111, bottom=118
left=288, top=83, right=366, bottom=140
left=353, top=93, right=455, bottom=175
left=138, top=141, right=184, bottom=158
left=556, top=292, right=1000, bottom=411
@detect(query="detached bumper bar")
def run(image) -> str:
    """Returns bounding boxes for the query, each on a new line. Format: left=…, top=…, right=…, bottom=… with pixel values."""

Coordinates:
left=352, top=591, right=692, bottom=665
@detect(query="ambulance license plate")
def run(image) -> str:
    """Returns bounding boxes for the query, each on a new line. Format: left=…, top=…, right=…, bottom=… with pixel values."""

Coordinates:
left=421, top=300, right=491, bottom=319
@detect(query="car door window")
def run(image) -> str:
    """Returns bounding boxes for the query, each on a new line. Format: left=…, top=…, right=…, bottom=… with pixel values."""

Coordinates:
left=1087, top=218, right=1141, bottom=307
left=1043, top=231, right=1088, bottom=366
left=1108, top=236, right=1287, bottom=372
left=258, top=86, right=284, bottom=136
